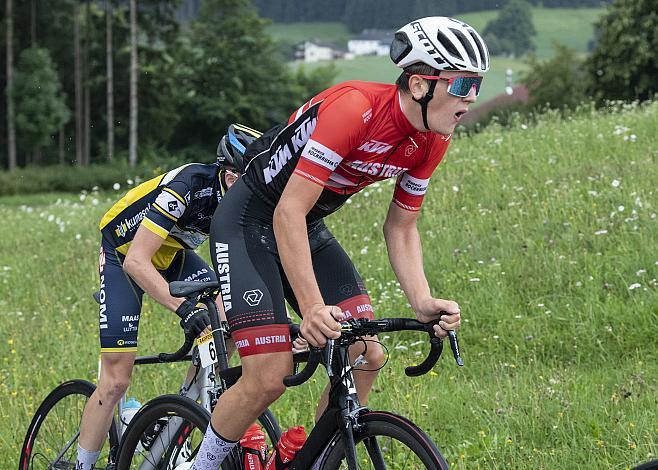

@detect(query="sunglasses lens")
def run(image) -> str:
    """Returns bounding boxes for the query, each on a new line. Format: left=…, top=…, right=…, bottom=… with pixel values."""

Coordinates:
left=449, top=77, right=482, bottom=97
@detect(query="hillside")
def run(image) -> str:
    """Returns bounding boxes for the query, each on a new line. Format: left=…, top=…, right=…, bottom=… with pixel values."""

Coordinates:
left=277, top=7, right=603, bottom=107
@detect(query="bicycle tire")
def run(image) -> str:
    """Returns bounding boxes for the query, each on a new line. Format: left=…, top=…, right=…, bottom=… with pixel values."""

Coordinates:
left=19, top=379, right=120, bottom=470
left=116, top=394, right=282, bottom=470
left=116, top=394, right=209, bottom=470
left=318, top=411, right=448, bottom=470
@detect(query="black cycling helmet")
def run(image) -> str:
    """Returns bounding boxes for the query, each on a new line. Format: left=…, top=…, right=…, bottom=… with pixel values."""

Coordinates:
left=216, top=123, right=262, bottom=173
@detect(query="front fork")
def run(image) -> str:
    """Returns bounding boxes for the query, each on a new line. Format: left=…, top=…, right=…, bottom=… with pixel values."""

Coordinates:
left=327, top=339, right=367, bottom=469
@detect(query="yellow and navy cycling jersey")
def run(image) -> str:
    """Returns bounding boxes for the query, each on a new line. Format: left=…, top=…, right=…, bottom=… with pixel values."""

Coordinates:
left=100, top=163, right=223, bottom=270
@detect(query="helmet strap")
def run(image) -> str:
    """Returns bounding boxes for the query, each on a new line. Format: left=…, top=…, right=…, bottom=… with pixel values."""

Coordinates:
left=411, top=79, right=437, bottom=131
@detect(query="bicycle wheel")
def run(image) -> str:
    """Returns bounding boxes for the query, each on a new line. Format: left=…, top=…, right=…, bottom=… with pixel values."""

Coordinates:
left=257, top=407, right=282, bottom=447
left=19, top=379, right=120, bottom=470
left=318, top=411, right=448, bottom=470
left=116, top=394, right=209, bottom=470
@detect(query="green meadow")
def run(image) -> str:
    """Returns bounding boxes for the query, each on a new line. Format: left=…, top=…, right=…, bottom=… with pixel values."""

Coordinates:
left=1, top=101, right=657, bottom=468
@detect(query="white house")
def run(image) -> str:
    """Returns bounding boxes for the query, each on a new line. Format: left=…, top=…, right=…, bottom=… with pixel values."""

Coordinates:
left=347, top=30, right=393, bottom=56
left=295, top=41, right=345, bottom=63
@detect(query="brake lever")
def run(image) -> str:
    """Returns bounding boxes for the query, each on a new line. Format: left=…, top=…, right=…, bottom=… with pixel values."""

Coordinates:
left=447, top=330, right=464, bottom=367
left=438, top=311, right=463, bottom=367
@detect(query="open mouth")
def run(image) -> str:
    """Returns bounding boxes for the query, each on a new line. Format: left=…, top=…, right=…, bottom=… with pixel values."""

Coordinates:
left=454, top=110, right=467, bottom=121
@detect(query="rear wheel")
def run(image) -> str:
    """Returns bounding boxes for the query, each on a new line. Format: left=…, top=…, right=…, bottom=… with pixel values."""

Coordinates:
left=319, top=411, right=448, bottom=469
left=19, top=379, right=119, bottom=470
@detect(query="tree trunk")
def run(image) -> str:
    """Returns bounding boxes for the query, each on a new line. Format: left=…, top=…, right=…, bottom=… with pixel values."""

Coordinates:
left=59, top=126, right=65, bottom=164
left=129, top=0, right=138, bottom=167
left=83, top=0, right=91, bottom=166
left=30, top=0, right=37, bottom=46
left=73, top=1, right=83, bottom=166
left=6, top=0, right=17, bottom=171
left=106, top=0, right=115, bottom=161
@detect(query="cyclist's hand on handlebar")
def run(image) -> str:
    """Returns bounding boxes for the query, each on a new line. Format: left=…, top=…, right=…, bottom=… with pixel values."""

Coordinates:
left=416, top=298, right=461, bottom=338
left=301, top=304, right=343, bottom=347
left=176, top=301, right=211, bottom=338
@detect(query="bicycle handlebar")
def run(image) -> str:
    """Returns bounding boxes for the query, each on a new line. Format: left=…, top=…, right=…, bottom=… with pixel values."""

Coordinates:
left=283, top=315, right=463, bottom=387
left=157, top=331, right=195, bottom=363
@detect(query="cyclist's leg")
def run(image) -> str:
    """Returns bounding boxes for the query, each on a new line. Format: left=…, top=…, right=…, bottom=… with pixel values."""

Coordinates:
left=192, top=181, right=294, bottom=468
left=284, top=223, right=386, bottom=418
left=78, top=243, right=143, bottom=467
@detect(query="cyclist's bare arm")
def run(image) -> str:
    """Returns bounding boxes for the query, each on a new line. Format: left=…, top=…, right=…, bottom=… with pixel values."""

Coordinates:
left=274, top=173, right=342, bottom=347
left=123, top=225, right=186, bottom=312
left=383, top=202, right=461, bottom=337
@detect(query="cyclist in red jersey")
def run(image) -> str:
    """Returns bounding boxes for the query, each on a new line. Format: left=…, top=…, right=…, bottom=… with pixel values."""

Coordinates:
left=190, top=17, right=490, bottom=469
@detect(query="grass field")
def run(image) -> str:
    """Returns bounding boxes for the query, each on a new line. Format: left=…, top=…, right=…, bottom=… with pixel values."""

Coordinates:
left=1, top=101, right=657, bottom=468
left=267, top=21, right=351, bottom=48
left=459, top=7, right=604, bottom=59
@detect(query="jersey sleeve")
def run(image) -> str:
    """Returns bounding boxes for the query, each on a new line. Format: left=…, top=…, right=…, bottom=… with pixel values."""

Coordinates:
left=392, top=135, right=451, bottom=212
left=293, top=89, right=372, bottom=187
left=141, top=179, right=190, bottom=239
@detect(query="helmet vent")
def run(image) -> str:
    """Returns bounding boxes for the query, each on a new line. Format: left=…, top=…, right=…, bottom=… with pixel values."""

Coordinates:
left=390, top=32, right=413, bottom=64
left=449, top=28, right=478, bottom=68
left=436, top=30, right=461, bottom=59
left=468, top=30, right=488, bottom=70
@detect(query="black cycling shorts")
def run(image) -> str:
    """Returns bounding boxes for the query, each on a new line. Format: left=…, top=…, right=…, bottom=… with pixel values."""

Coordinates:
left=209, top=179, right=373, bottom=357
left=98, top=240, right=216, bottom=352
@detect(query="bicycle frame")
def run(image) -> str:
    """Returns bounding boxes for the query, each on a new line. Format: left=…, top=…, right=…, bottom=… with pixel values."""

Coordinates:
left=289, top=338, right=368, bottom=469
left=108, top=293, right=229, bottom=470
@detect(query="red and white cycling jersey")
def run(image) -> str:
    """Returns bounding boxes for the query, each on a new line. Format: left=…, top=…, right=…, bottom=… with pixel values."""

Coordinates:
left=243, top=80, right=451, bottom=219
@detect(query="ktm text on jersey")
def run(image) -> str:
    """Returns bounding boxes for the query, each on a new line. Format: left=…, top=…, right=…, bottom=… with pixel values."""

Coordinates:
left=243, top=81, right=451, bottom=220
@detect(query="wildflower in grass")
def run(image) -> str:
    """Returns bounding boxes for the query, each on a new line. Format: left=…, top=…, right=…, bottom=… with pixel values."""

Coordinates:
left=113, top=183, right=121, bottom=190
left=611, top=179, right=621, bottom=188
left=628, top=283, right=641, bottom=290
left=360, top=247, right=368, bottom=255
left=636, top=269, right=646, bottom=276
left=469, top=278, right=480, bottom=282
left=618, top=205, right=625, bottom=212
left=452, top=185, right=459, bottom=192
left=594, top=229, right=608, bottom=235
left=478, top=430, right=486, bottom=438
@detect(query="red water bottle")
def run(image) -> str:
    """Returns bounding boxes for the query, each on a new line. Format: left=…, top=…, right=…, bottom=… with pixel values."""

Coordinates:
left=241, top=423, right=267, bottom=470
left=264, top=426, right=307, bottom=470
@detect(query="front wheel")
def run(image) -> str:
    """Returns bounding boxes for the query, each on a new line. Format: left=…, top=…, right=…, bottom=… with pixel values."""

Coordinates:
left=19, top=379, right=120, bottom=470
left=115, top=395, right=210, bottom=470
left=318, top=411, right=449, bottom=470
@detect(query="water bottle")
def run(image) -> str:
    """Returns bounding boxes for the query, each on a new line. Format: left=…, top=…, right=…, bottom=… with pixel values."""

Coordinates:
left=241, top=423, right=267, bottom=470
left=264, top=426, right=306, bottom=470
left=120, top=397, right=142, bottom=428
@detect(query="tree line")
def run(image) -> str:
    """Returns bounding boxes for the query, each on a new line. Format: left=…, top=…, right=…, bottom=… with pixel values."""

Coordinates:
left=1, top=0, right=334, bottom=171
left=251, top=0, right=608, bottom=32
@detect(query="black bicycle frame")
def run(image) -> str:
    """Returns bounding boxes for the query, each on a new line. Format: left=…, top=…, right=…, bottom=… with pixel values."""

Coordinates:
left=289, top=338, right=366, bottom=469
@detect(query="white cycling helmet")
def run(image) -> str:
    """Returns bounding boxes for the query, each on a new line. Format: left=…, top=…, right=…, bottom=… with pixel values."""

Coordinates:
left=390, top=16, right=489, bottom=73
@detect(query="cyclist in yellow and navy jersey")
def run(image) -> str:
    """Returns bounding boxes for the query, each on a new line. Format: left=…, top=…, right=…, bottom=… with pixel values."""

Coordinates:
left=74, top=124, right=262, bottom=470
